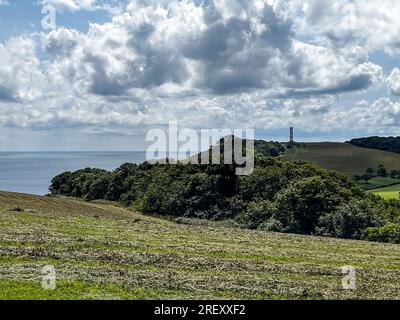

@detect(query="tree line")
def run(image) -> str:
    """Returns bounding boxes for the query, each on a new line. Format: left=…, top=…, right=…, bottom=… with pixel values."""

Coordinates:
left=50, top=148, right=400, bottom=244
left=349, top=136, right=400, bottom=154
left=354, top=165, right=400, bottom=182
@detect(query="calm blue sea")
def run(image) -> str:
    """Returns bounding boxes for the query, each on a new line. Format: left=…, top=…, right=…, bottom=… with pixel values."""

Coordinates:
left=0, top=152, right=148, bottom=195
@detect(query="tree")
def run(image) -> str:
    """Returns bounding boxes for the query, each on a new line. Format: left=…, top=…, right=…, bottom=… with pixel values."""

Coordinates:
left=105, top=163, right=137, bottom=201
left=316, top=200, right=380, bottom=239
left=377, top=165, right=387, bottom=177
left=238, top=200, right=277, bottom=229
left=363, top=224, right=400, bottom=243
left=361, top=173, right=374, bottom=181
left=49, top=171, right=72, bottom=195
left=391, top=170, right=399, bottom=179
left=274, top=176, right=354, bottom=234
left=366, top=168, right=375, bottom=174
left=86, top=175, right=112, bottom=201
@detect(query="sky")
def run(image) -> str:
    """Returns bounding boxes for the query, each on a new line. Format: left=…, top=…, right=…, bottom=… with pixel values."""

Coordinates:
left=1, top=0, right=400, bottom=151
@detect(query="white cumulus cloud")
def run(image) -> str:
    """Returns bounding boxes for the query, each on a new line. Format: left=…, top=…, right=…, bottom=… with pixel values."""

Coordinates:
left=0, top=0, right=397, bottom=139
left=387, top=68, right=400, bottom=96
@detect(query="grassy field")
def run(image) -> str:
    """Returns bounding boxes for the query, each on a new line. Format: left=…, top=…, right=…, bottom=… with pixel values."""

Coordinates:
left=361, top=177, right=400, bottom=191
left=0, top=191, right=400, bottom=300
left=281, top=142, right=400, bottom=176
left=369, top=184, right=400, bottom=200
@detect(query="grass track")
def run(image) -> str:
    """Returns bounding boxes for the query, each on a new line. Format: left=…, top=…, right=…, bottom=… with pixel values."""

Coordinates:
left=0, top=191, right=400, bottom=300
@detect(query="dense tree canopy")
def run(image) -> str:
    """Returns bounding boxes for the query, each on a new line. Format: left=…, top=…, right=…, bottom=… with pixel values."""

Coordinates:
left=349, top=136, right=400, bottom=154
left=50, top=150, right=400, bottom=244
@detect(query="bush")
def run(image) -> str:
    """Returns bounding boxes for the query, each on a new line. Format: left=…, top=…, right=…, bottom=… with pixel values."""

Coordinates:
left=86, top=175, right=112, bottom=201
left=105, top=163, right=138, bottom=201
left=237, top=200, right=277, bottom=229
left=258, top=217, right=286, bottom=232
left=363, top=223, right=400, bottom=243
left=316, top=200, right=381, bottom=239
left=274, top=176, right=355, bottom=234
left=49, top=171, right=72, bottom=195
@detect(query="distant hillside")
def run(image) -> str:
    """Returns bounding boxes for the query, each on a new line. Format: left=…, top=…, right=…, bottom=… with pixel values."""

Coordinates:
left=348, top=136, right=400, bottom=154
left=280, top=142, right=400, bottom=176
left=190, top=137, right=285, bottom=163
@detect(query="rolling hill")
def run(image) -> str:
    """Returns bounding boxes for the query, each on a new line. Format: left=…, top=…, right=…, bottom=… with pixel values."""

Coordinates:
left=0, top=191, right=400, bottom=299
left=280, top=142, right=400, bottom=176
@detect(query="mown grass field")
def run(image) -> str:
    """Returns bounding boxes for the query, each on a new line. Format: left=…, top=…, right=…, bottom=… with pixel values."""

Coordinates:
left=362, top=177, right=400, bottom=190
left=281, top=142, right=400, bottom=176
left=369, top=184, right=400, bottom=200
left=0, top=191, right=400, bottom=300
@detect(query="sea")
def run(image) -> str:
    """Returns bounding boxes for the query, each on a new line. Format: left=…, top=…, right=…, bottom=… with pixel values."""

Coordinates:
left=0, top=152, right=149, bottom=196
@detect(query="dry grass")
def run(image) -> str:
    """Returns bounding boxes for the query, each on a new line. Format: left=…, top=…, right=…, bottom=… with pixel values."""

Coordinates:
left=0, top=191, right=399, bottom=300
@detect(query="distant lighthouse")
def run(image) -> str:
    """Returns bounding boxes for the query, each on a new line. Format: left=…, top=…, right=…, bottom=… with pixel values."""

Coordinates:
left=289, top=127, right=294, bottom=143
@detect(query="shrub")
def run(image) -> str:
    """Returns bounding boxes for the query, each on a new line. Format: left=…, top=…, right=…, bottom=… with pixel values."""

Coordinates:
left=237, top=200, right=277, bottom=229
left=274, top=176, right=354, bottom=234
left=86, top=175, right=112, bottom=201
left=49, top=171, right=72, bottom=195
left=363, top=223, right=400, bottom=244
left=316, top=200, right=381, bottom=239
left=105, top=163, right=138, bottom=201
left=258, top=217, right=286, bottom=232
